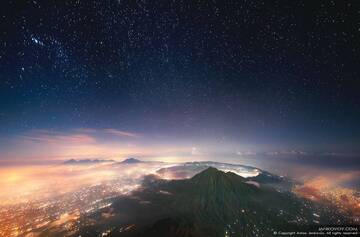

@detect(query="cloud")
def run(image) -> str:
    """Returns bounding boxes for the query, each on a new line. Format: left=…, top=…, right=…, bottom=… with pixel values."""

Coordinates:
left=293, top=171, right=360, bottom=216
left=0, top=128, right=146, bottom=162
left=191, top=147, right=201, bottom=156
left=264, top=150, right=308, bottom=156
left=74, top=128, right=98, bottom=133
left=20, top=130, right=96, bottom=145
left=72, top=128, right=142, bottom=138
left=104, top=129, right=140, bottom=138
left=21, top=128, right=142, bottom=144
left=236, top=151, right=257, bottom=156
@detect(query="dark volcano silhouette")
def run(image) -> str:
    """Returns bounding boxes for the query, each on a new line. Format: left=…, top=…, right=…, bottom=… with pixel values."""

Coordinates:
left=120, top=158, right=143, bottom=164
left=77, top=167, right=350, bottom=237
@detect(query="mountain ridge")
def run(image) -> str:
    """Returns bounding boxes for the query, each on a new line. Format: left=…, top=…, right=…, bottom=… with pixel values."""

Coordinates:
left=62, top=158, right=114, bottom=164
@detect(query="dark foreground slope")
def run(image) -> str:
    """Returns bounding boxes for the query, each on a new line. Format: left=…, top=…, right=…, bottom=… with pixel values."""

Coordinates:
left=76, top=168, right=350, bottom=237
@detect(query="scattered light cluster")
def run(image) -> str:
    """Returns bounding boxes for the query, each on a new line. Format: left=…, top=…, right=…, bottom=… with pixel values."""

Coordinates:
left=0, top=178, right=138, bottom=237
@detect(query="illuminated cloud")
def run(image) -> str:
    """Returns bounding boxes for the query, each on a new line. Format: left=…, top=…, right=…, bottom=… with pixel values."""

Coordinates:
left=264, top=150, right=308, bottom=156
left=236, top=151, right=257, bottom=156
left=0, top=128, right=147, bottom=162
left=104, top=128, right=141, bottom=138
left=20, top=130, right=97, bottom=145
left=74, top=128, right=98, bottom=133
left=191, top=147, right=202, bottom=156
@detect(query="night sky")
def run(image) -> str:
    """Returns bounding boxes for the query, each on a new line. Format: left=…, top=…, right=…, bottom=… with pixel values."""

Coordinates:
left=0, top=0, right=360, bottom=162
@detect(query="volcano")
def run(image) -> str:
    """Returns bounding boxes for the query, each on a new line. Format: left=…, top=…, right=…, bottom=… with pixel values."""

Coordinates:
left=76, top=167, right=350, bottom=237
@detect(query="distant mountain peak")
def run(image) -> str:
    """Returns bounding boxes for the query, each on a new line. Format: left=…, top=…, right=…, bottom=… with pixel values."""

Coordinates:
left=120, top=158, right=142, bottom=164
left=62, top=159, right=114, bottom=164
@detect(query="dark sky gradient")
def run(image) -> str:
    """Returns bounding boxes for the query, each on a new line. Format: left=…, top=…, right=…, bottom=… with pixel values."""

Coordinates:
left=0, top=0, right=360, bottom=161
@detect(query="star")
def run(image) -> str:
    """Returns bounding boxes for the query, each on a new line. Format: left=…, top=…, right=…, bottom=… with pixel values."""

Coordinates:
left=31, top=36, right=44, bottom=46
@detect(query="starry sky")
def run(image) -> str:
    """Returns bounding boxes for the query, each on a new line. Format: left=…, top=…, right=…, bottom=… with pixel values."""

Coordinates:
left=0, top=0, right=359, bottom=163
